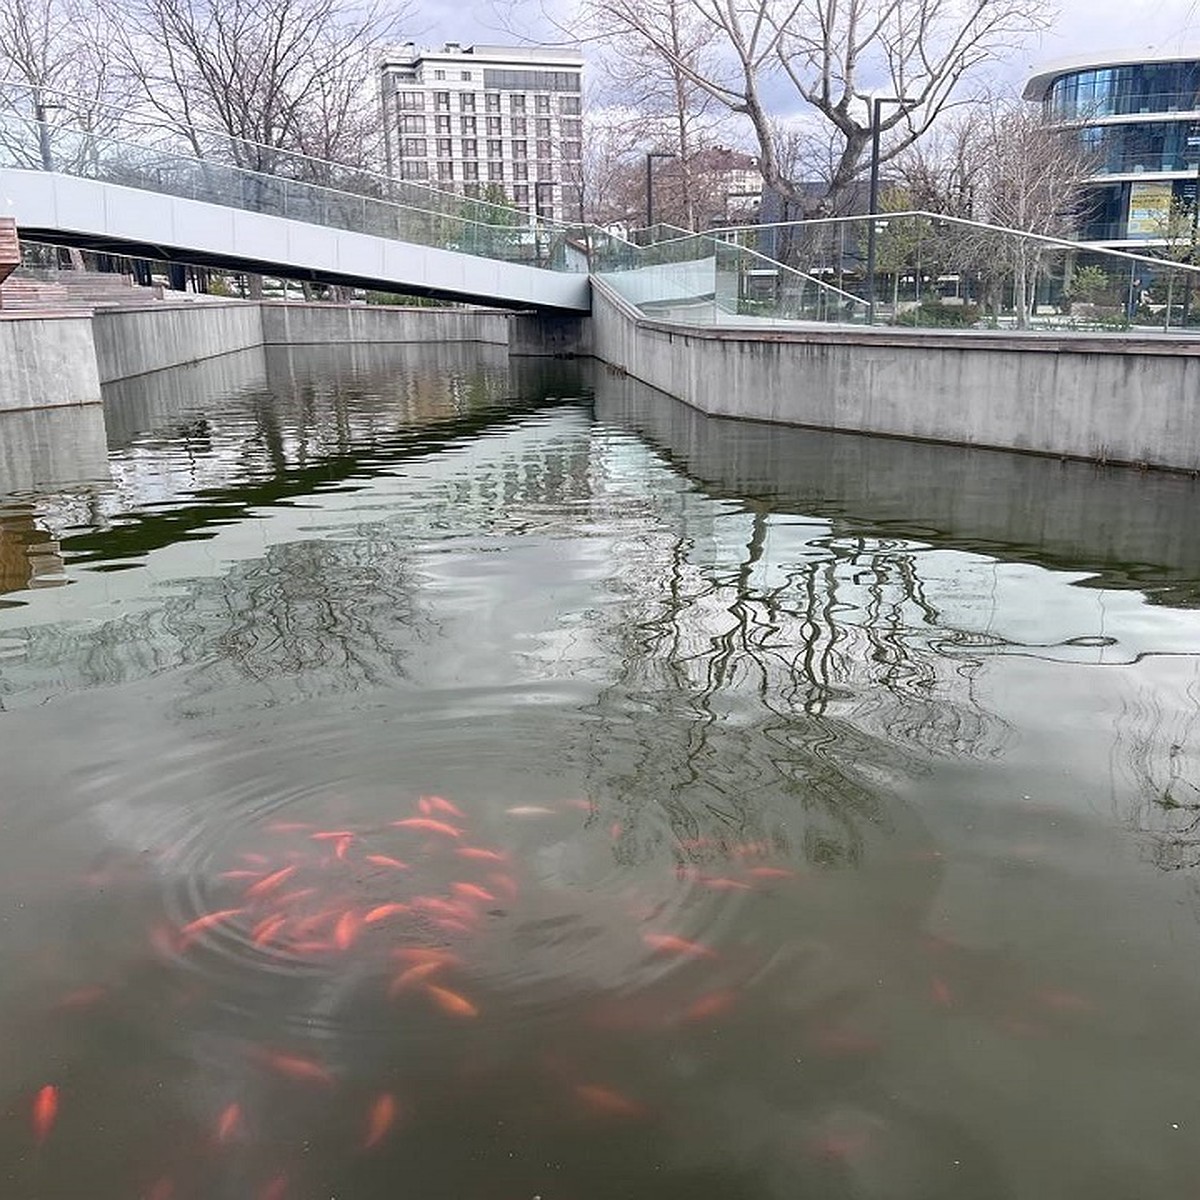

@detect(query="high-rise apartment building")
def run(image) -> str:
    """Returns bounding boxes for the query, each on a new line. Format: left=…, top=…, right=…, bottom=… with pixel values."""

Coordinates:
left=379, top=42, right=585, bottom=222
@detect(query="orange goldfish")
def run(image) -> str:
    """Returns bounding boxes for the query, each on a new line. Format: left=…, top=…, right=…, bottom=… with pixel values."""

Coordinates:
left=573, top=1083, right=644, bottom=1118
left=642, top=933, right=717, bottom=960
left=388, top=960, right=446, bottom=995
left=310, top=830, right=354, bottom=841
left=393, top=947, right=459, bottom=965
left=391, top=818, right=463, bottom=839
left=32, top=1084, right=58, bottom=1143
left=451, top=882, right=495, bottom=903
left=364, top=903, right=410, bottom=925
left=683, top=989, right=738, bottom=1022
left=364, top=855, right=408, bottom=870
left=425, top=795, right=465, bottom=818
left=456, top=847, right=507, bottom=863
left=179, top=909, right=243, bottom=943
left=699, top=877, right=753, bottom=892
left=258, top=1175, right=288, bottom=1200
left=215, top=1102, right=242, bottom=1143
left=424, top=983, right=479, bottom=1018
left=259, top=1051, right=334, bottom=1085
left=363, top=1093, right=398, bottom=1148
left=333, top=911, right=362, bottom=951
left=245, top=866, right=297, bottom=898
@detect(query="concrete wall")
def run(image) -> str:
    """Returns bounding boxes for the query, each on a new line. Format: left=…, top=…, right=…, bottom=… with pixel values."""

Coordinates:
left=508, top=312, right=592, bottom=357
left=260, top=303, right=510, bottom=347
left=592, top=279, right=1200, bottom=472
left=92, top=302, right=264, bottom=384
left=0, top=313, right=102, bottom=410
left=593, top=364, right=1200, bottom=595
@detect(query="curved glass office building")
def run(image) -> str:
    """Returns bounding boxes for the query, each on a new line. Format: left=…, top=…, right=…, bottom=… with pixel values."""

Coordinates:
left=1024, top=50, right=1200, bottom=245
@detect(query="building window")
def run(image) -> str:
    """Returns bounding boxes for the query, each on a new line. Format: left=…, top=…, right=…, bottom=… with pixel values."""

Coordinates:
left=437, top=161, right=454, bottom=181
left=535, top=94, right=551, bottom=113
left=401, top=138, right=426, bottom=157
left=560, top=119, right=581, bottom=139
left=510, top=94, right=526, bottom=113
left=559, top=95, right=581, bottom=115
left=463, top=161, right=479, bottom=181
left=460, top=115, right=476, bottom=135
left=460, top=92, right=476, bottom=112
left=535, top=161, right=553, bottom=180
left=536, top=140, right=552, bottom=160
left=436, top=138, right=452, bottom=157
left=400, top=115, right=426, bottom=133
left=433, top=69, right=446, bottom=80
left=400, top=161, right=429, bottom=179
left=483, top=68, right=581, bottom=92
left=487, top=139, right=503, bottom=157
left=435, top=114, right=451, bottom=134
left=513, top=185, right=529, bottom=204
left=513, top=162, right=528, bottom=181
left=562, top=141, right=581, bottom=162
left=535, top=118, right=551, bottom=138
left=434, top=91, right=450, bottom=111
left=398, top=91, right=424, bottom=111
left=461, top=70, right=472, bottom=81
left=487, top=116, right=502, bottom=136
left=511, top=117, right=527, bottom=136
left=485, top=92, right=501, bottom=112
left=512, top=139, right=527, bottom=159
left=488, top=161, right=504, bottom=181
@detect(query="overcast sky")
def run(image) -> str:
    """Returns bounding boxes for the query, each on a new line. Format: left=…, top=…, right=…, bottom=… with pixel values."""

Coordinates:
left=410, top=0, right=1200, bottom=88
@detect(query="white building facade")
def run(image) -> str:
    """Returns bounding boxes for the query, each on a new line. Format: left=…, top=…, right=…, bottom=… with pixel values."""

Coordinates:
left=379, top=43, right=584, bottom=222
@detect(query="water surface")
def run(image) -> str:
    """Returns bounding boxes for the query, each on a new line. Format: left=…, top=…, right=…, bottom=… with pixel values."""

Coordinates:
left=1, top=343, right=1199, bottom=1199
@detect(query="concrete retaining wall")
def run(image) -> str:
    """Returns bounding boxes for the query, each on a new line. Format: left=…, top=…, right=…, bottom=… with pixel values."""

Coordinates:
left=260, top=303, right=510, bottom=347
left=592, top=278, right=1200, bottom=472
left=0, top=313, right=102, bottom=410
left=92, top=302, right=264, bottom=384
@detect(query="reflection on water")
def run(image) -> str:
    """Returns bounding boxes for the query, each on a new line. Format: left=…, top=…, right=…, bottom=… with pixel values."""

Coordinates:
left=0, top=346, right=1199, bottom=1199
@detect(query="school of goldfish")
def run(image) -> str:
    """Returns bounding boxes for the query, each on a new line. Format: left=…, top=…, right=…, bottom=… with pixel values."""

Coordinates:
left=21, top=793, right=1093, bottom=1198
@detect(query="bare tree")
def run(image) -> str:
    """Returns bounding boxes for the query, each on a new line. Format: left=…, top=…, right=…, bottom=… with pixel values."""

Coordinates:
left=107, top=0, right=408, bottom=176
left=579, top=0, right=1053, bottom=215
left=0, top=0, right=124, bottom=171
left=972, top=104, right=1093, bottom=327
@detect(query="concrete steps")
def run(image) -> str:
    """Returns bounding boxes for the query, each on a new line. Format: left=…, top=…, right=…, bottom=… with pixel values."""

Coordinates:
left=0, top=219, right=18, bottom=289
left=0, top=270, right=165, bottom=312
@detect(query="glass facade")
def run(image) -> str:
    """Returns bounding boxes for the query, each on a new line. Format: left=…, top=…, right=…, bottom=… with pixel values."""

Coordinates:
left=1047, top=62, right=1200, bottom=120
left=1039, top=58, right=1200, bottom=241
left=1079, top=119, right=1200, bottom=174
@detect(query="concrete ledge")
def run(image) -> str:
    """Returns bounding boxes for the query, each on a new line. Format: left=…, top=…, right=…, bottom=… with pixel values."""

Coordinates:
left=92, top=302, right=264, bottom=383
left=0, top=312, right=102, bottom=410
left=591, top=278, right=1200, bottom=473
left=260, top=302, right=511, bottom=346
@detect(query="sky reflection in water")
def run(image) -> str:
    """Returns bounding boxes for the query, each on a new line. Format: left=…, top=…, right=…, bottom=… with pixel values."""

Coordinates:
left=0, top=344, right=1198, bottom=1199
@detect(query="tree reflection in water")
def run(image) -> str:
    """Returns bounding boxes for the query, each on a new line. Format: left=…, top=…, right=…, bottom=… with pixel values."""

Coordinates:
left=576, top=438, right=1010, bottom=870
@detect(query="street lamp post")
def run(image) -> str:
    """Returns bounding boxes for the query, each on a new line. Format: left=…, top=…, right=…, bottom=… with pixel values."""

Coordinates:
left=645, top=152, right=676, bottom=237
left=865, top=96, right=913, bottom=325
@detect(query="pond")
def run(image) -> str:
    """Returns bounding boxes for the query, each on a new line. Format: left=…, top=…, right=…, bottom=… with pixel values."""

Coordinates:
left=1, top=342, right=1199, bottom=1199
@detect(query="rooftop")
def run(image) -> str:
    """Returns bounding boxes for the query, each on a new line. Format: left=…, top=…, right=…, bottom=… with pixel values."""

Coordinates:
left=1023, top=45, right=1200, bottom=101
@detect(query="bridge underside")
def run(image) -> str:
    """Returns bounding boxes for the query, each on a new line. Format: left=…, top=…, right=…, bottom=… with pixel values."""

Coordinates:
left=0, top=170, right=591, bottom=314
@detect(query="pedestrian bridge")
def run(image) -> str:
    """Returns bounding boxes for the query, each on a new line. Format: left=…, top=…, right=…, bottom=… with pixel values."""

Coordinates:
left=0, top=92, right=589, bottom=312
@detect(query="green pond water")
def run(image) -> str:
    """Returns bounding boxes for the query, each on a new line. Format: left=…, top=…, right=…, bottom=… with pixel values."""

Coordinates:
left=0, top=342, right=1198, bottom=1199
